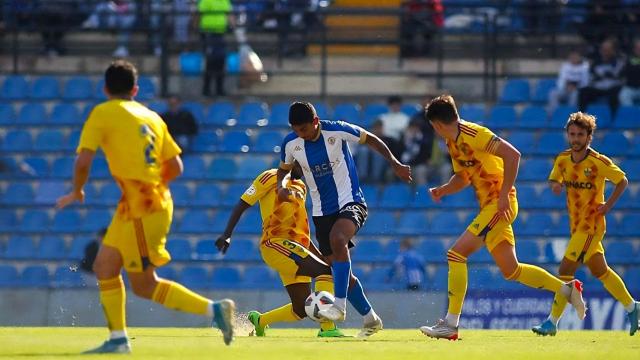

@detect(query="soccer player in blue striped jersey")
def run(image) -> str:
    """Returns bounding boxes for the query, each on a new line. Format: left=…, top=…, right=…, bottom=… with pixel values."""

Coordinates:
left=276, top=102, right=412, bottom=336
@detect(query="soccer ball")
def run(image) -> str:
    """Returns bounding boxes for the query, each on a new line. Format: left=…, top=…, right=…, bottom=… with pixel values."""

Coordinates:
left=304, top=291, right=335, bottom=322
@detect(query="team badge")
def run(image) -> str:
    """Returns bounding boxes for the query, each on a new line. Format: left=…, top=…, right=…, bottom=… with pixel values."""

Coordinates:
left=583, top=167, right=593, bottom=178
left=328, top=137, right=336, bottom=145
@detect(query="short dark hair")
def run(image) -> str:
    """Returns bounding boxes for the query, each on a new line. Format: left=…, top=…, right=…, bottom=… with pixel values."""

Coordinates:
left=387, top=95, right=402, bottom=105
left=105, top=60, right=138, bottom=96
left=425, top=94, right=459, bottom=124
left=289, top=101, right=317, bottom=125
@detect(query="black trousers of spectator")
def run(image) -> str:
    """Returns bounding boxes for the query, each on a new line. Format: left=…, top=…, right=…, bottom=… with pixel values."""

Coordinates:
left=201, top=33, right=226, bottom=96
left=37, top=12, right=67, bottom=53
left=578, top=86, right=622, bottom=115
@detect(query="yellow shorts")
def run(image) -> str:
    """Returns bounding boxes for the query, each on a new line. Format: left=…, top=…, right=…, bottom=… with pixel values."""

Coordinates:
left=103, top=206, right=173, bottom=273
left=466, top=196, right=519, bottom=252
left=564, top=232, right=605, bottom=263
left=260, top=238, right=312, bottom=286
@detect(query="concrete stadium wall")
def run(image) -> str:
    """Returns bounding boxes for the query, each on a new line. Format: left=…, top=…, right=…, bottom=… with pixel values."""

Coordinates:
left=0, top=289, right=446, bottom=330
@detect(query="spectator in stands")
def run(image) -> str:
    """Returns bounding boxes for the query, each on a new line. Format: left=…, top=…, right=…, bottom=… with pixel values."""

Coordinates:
left=388, top=239, right=426, bottom=291
left=548, top=50, right=590, bottom=112
left=82, top=0, right=137, bottom=57
left=578, top=38, right=625, bottom=115
left=400, top=0, right=444, bottom=57
left=400, top=118, right=433, bottom=185
left=80, top=228, right=107, bottom=273
left=160, top=95, right=198, bottom=152
left=173, top=0, right=192, bottom=47
left=620, top=39, right=640, bottom=106
left=356, top=119, right=394, bottom=184
left=35, top=0, right=85, bottom=56
left=521, top=0, right=563, bottom=35
left=380, top=96, right=410, bottom=156
left=410, top=97, right=450, bottom=184
left=197, top=0, right=233, bottom=97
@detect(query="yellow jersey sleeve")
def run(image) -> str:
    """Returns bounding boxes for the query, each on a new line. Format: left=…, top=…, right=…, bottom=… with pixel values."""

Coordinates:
left=596, top=154, right=626, bottom=184
left=470, top=124, right=501, bottom=155
left=160, top=122, right=182, bottom=161
left=240, top=170, right=276, bottom=206
left=77, top=109, right=102, bottom=153
left=548, top=155, right=564, bottom=183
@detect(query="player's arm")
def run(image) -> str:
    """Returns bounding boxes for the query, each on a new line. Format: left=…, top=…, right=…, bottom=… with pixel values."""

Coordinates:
left=493, top=139, right=521, bottom=220
left=598, top=175, right=628, bottom=216
left=276, top=167, right=293, bottom=202
left=429, top=172, right=470, bottom=203
left=160, top=155, right=183, bottom=185
left=363, top=130, right=412, bottom=182
left=56, top=149, right=96, bottom=209
left=548, top=156, right=564, bottom=195
left=215, top=199, right=252, bottom=254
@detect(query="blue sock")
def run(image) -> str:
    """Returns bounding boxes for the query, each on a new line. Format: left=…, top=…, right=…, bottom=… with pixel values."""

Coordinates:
left=347, top=277, right=372, bottom=316
left=332, top=261, right=351, bottom=301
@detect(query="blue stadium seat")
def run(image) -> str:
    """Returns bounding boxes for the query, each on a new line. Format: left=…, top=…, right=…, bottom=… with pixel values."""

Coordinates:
left=0, top=209, right=18, bottom=232
left=430, top=213, right=463, bottom=235
left=586, top=104, right=612, bottom=128
left=178, top=211, right=213, bottom=233
left=221, top=184, right=248, bottom=207
left=532, top=78, right=556, bottom=103
left=613, top=106, right=640, bottom=129
left=192, top=184, right=222, bottom=207
left=18, top=103, right=48, bottom=125
left=516, top=241, right=541, bottom=262
left=51, top=157, right=75, bottom=178
left=534, top=132, right=566, bottom=155
left=194, top=240, right=218, bottom=261
left=20, top=210, right=50, bottom=232
left=220, top=131, right=251, bottom=152
left=515, top=184, right=538, bottom=208
left=458, top=104, right=485, bottom=122
left=617, top=190, right=638, bottom=210
left=207, top=157, right=238, bottom=180
left=63, top=76, right=93, bottom=101
left=205, top=101, right=235, bottom=125
left=236, top=209, right=262, bottom=234
left=1, top=75, right=29, bottom=100
left=53, top=266, right=86, bottom=288
left=362, top=103, right=389, bottom=126
left=623, top=268, right=640, bottom=292
left=360, top=184, right=379, bottom=208
left=253, top=131, right=284, bottom=152
left=97, top=183, right=121, bottom=205
left=180, top=101, right=205, bottom=124
left=4, top=236, right=37, bottom=259
left=352, top=240, right=386, bottom=262
left=236, top=157, right=269, bottom=180
left=314, top=102, right=332, bottom=119
left=68, top=237, right=93, bottom=260
left=37, top=236, right=67, bottom=260
left=0, top=103, right=17, bottom=124
left=395, top=210, right=429, bottom=235
left=237, top=102, right=267, bottom=126
left=621, top=160, right=640, bottom=182
left=243, top=265, right=279, bottom=289
left=379, top=183, right=411, bottom=208
left=21, top=265, right=50, bottom=287
left=0, top=265, right=19, bottom=287
left=549, top=105, right=577, bottom=129
left=606, top=242, right=636, bottom=264
left=82, top=209, right=111, bottom=232
left=212, top=267, right=242, bottom=289
left=23, top=156, right=49, bottom=177
left=507, top=131, right=536, bottom=153
left=224, top=239, right=260, bottom=261
left=166, top=239, right=192, bottom=261
left=358, top=211, right=396, bottom=235
left=50, top=103, right=81, bottom=125
left=179, top=52, right=203, bottom=75
left=593, top=131, right=630, bottom=157
left=617, top=213, right=640, bottom=236
left=499, top=79, right=530, bottom=104
left=428, top=266, right=448, bottom=291
left=518, top=105, right=548, bottom=129
left=2, top=182, right=34, bottom=205
left=181, top=156, right=206, bottom=179
left=136, top=76, right=156, bottom=101
left=35, top=130, right=65, bottom=152
left=211, top=210, right=232, bottom=232
left=367, top=267, right=397, bottom=291
left=90, top=156, right=111, bottom=179
left=519, top=159, right=552, bottom=181
left=333, top=103, right=361, bottom=124
left=418, top=240, right=446, bottom=263
left=170, top=183, right=191, bottom=206
left=521, top=213, right=554, bottom=236
left=3, top=130, right=32, bottom=151
left=469, top=267, right=498, bottom=290
left=34, top=181, right=67, bottom=204
left=30, top=76, right=60, bottom=100
left=410, top=187, right=436, bottom=208
left=52, top=210, right=83, bottom=232
left=537, top=186, right=566, bottom=209
left=268, top=102, right=290, bottom=127
left=440, top=187, right=475, bottom=208
left=486, top=105, right=518, bottom=129
left=156, top=266, right=178, bottom=280
left=148, top=100, right=168, bottom=114
left=65, top=129, right=81, bottom=151
left=401, top=103, right=421, bottom=117
left=94, top=79, right=107, bottom=100
left=191, top=131, right=219, bottom=152
left=351, top=265, right=369, bottom=281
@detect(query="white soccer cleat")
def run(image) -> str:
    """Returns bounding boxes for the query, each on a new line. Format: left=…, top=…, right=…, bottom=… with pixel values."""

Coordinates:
left=420, top=319, right=459, bottom=340
left=317, top=304, right=346, bottom=322
left=357, top=316, right=383, bottom=338
left=566, top=279, right=587, bottom=320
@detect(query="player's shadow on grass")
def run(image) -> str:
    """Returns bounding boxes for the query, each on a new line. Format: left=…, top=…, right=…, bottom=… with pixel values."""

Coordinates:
left=11, top=353, right=85, bottom=357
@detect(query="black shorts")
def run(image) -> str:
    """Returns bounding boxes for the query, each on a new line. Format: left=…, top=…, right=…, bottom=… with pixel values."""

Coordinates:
left=312, top=202, right=368, bottom=256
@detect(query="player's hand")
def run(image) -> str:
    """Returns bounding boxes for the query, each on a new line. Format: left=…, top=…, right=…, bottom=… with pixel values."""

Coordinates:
left=550, top=182, right=563, bottom=195
left=428, top=186, right=444, bottom=203
left=277, top=187, right=294, bottom=202
left=215, top=235, right=231, bottom=254
left=497, top=195, right=513, bottom=222
left=394, top=162, right=412, bottom=183
left=596, top=203, right=610, bottom=216
left=55, top=190, right=84, bottom=210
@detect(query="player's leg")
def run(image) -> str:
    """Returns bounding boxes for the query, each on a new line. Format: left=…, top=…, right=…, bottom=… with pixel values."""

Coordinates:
left=587, top=252, right=638, bottom=335
left=532, top=257, right=579, bottom=336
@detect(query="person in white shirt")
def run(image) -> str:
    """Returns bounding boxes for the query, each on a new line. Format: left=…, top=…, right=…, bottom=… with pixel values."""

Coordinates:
left=380, top=96, right=410, bottom=145
left=548, top=51, right=590, bottom=112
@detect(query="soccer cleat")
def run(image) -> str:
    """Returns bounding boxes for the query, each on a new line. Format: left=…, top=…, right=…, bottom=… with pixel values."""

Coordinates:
left=566, top=279, right=587, bottom=320
left=419, top=319, right=459, bottom=340
left=357, top=316, right=383, bottom=338
left=247, top=310, right=267, bottom=337
left=628, top=302, right=639, bottom=336
left=82, top=337, right=131, bottom=354
left=531, top=319, right=557, bottom=336
left=317, top=304, right=346, bottom=322
left=317, top=328, right=346, bottom=337
left=212, top=299, right=235, bottom=345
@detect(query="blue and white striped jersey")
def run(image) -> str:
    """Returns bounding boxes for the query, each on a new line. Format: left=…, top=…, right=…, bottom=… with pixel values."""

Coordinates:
left=280, top=120, right=367, bottom=217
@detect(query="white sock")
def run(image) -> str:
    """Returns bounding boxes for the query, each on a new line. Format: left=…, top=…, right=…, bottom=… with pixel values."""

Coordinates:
left=206, top=301, right=215, bottom=318
left=445, top=313, right=460, bottom=327
left=110, top=330, right=127, bottom=340
left=548, top=315, right=560, bottom=326
left=335, top=297, right=347, bottom=310
left=560, top=281, right=573, bottom=299
left=624, top=302, right=637, bottom=313
left=363, top=309, right=378, bottom=324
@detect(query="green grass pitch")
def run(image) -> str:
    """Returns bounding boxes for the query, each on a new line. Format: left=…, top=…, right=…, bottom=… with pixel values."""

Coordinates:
left=0, top=327, right=637, bottom=359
